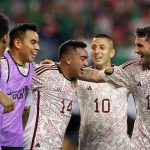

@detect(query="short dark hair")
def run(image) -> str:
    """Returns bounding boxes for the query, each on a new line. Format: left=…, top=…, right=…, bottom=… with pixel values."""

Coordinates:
left=94, top=33, right=114, bottom=48
left=9, top=23, right=38, bottom=48
left=135, top=26, right=150, bottom=41
left=0, top=13, right=9, bottom=40
left=58, top=39, right=87, bottom=59
left=94, top=33, right=112, bottom=40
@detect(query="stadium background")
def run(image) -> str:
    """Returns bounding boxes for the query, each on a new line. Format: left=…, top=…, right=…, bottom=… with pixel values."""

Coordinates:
left=0, top=0, right=149, bottom=149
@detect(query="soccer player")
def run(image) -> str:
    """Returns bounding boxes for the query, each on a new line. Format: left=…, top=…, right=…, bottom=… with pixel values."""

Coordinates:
left=0, top=23, right=40, bottom=150
left=77, top=34, right=130, bottom=150
left=79, top=26, right=150, bottom=149
left=0, top=13, right=14, bottom=113
left=0, top=12, right=14, bottom=150
left=29, top=40, right=88, bottom=150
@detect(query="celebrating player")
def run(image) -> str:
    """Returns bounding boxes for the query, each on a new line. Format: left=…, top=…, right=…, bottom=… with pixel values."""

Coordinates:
left=0, top=23, right=40, bottom=150
left=79, top=26, right=150, bottom=150
left=29, top=40, right=88, bottom=150
left=77, top=34, right=130, bottom=150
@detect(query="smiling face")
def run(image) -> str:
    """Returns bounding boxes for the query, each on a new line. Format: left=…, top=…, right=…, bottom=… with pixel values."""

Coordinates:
left=15, top=30, right=40, bottom=64
left=70, top=47, right=88, bottom=78
left=91, top=37, right=115, bottom=70
left=134, top=36, right=150, bottom=65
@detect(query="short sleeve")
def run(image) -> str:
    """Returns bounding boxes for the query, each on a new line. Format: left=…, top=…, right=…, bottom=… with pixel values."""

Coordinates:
left=102, top=66, right=133, bottom=90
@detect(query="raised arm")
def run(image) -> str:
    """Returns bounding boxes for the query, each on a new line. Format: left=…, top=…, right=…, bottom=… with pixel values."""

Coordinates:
left=79, top=67, right=114, bottom=83
left=79, top=67, right=102, bottom=82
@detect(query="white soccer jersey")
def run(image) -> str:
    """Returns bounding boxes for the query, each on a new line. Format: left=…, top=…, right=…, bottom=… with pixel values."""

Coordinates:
left=29, top=64, right=77, bottom=150
left=77, top=80, right=130, bottom=150
left=23, top=90, right=37, bottom=150
left=102, top=60, right=150, bottom=150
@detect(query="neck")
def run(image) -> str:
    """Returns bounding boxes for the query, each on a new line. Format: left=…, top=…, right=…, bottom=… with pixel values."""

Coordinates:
left=94, top=63, right=112, bottom=71
left=9, top=50, right=24, bottom=66
left=58, top=63, right=75, bottom=81
left=147, top=63, right=150, bottom=69
left=0, top=43, right=6, bottom=57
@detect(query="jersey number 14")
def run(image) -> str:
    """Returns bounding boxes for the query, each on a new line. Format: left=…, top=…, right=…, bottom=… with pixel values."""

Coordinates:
left=60, top=99, right=73, bottom=114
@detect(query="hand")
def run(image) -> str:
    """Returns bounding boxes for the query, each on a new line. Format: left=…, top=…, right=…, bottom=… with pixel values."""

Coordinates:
left=40, top=59, right=54, bottom=65
left=0, top=91, right=14, bottom=113
left=79, top=67, right=96, bottom=81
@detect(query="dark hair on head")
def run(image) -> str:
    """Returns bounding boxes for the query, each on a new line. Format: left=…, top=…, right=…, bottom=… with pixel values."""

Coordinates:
left=9, top=23, right=38, bottom=48
left=58, top=39, right=87, bottom=59
left=94, top=33, right=112, bottom=40
left=94, top=33, right=114, bottom=48
left=135, top=26, right=150, bottom=41
left=0, top=13, right=9, bottom=40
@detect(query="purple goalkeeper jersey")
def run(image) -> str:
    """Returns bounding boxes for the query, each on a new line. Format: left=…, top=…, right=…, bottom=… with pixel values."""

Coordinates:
left=0, top=58, right=7, bottom=149
left=0, top=51, right=34, bottom=147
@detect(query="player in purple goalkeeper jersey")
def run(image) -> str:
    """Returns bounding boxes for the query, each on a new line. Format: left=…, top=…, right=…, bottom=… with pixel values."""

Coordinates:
left=0, top=23, right=40, bottom=150
left=0, top=13, right=14, bottom=114
left=0, top=13, right=15, bottom=150
left=77, top=34, right=130, bottom=150
left=79, top=26, right=150, bottom=150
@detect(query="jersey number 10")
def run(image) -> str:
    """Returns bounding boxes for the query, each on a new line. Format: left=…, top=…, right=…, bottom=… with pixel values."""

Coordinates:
left=94, top=98, right=110, bottom=113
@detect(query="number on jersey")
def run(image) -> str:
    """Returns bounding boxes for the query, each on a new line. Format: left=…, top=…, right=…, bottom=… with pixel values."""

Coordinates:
left=60, top=99, right=73, bottom=114
left=94, top=98, right=110, bottom=113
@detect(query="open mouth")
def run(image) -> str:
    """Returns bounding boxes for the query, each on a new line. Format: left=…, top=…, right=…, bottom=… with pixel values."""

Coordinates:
left=32, top=52, right=38, bottom=58
left=95, top=56, right=103, bottom=61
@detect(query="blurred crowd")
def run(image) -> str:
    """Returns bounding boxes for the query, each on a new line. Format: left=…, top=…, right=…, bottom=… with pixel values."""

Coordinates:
left=0, top=1, right=149, bottom=149
left=0, top=0, right=150, bottom=64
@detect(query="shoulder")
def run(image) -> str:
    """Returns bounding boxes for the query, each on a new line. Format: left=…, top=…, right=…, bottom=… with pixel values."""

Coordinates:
left=35, top=63, right=58, bottom=76
left=121, top=59, right=139, bottom=69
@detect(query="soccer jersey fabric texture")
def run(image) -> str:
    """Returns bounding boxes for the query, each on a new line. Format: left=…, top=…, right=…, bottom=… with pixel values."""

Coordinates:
left=77, top=80, right=130, bottom=150
left=23, top=90, right=37, bottom=150
left=30, top=64, right=77, bottom=150
left=102, top=60, right=150, bottom=150
left=0, top=51, right=34, bottom=147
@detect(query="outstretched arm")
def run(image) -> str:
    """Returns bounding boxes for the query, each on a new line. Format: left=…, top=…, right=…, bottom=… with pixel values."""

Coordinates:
left=79, top=67, right=114, bottom=83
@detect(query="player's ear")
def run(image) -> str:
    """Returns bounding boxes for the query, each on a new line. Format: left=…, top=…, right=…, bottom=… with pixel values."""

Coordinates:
left=14, top=38, right=22, bottom=49
left=65, top=56, right=71, bottom=65
left=110, top=48, right=115, bottom=58
left=2, top=34, right=9, bottom=43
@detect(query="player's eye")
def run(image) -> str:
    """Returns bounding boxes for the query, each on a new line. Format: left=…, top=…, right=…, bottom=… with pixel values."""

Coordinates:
left=99, top=46, right=105, bottom=50
left=91, top=45, right=96, bottom=51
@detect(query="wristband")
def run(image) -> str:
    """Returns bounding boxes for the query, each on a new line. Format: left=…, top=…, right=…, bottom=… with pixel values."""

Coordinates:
left=104, top=67, right=114, bottom=75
